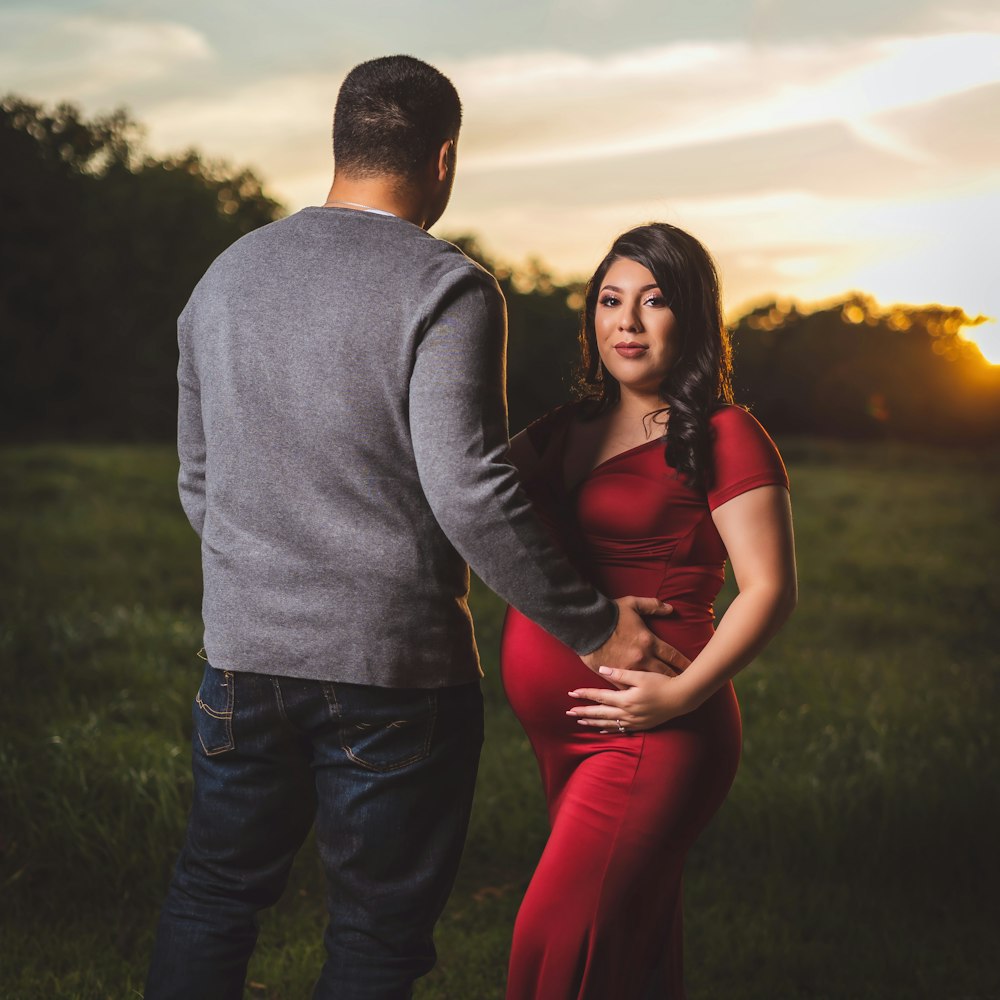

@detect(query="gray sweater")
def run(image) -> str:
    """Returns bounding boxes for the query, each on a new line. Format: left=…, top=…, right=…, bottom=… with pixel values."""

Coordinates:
left=177, top=206, right=617, bottom=686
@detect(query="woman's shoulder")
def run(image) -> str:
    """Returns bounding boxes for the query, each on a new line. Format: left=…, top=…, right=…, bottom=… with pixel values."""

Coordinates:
left=706, top=404, right=788, bottom=508
left=709, top=403, right=771, bottom=435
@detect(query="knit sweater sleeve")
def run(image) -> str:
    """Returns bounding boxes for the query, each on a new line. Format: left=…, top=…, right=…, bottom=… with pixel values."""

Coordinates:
left=177, top=307, right=207, bottom=540
left=408, top=266, right=617, bottom=655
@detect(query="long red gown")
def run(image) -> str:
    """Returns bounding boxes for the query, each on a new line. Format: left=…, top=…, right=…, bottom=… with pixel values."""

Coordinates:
left=501, top=403, right=788, bottom=1000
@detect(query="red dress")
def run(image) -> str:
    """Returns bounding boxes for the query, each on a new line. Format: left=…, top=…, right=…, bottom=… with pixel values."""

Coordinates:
left=501, top=403, right=788, bottom=1000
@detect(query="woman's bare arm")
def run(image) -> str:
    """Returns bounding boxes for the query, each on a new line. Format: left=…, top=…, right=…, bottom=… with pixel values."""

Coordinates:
left=566, top=484, right=797, bottom=730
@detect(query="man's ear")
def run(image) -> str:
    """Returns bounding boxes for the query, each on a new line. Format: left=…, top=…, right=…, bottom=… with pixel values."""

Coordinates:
left=436, top=139, right=454, bottom=182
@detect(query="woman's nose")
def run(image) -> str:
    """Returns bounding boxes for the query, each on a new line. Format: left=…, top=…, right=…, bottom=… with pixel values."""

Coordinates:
left=618, top=305, right=641, bottom=332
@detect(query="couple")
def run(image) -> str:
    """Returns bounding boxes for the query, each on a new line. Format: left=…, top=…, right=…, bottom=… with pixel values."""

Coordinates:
left=146, top=55, right=797, bottom=999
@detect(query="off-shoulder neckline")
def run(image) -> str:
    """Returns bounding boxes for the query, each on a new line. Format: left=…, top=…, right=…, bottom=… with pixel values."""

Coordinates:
left=565, top=438, right=663, bottom=494
left=540, top=403, right=665, bottom=494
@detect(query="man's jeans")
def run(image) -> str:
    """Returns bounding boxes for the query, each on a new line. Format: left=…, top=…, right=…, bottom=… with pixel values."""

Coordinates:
left=146, top=664, right=484, bottom=1000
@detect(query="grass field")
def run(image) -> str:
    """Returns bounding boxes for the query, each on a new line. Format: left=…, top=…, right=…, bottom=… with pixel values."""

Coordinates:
left=1, top=440, right=998, bottom=999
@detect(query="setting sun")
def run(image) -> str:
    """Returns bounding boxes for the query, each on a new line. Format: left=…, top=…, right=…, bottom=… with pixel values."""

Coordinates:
left=961, top=319, right=1000, bottom=365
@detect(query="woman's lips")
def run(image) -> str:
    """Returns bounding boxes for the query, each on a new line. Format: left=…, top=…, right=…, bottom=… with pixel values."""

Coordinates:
left=614, top=343, right=648, bottom=358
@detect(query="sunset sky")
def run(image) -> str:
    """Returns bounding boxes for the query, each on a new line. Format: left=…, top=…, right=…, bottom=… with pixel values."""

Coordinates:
left=3, top=0, right=998, bottom=360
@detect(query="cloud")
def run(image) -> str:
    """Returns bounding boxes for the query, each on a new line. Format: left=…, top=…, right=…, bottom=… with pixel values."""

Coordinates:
left=444, top=31, right=1000, bottom=172
left=140, top=71, right=342, bottom=195
left=99, top=27, right=995, bottom=214
left=550, top=0, right=624, bottom=16
left=932, top=0, right=1000, bottom=33
left=4, top=12, right=991, bottom=319
left=874, top=81, right=1000, bottom=169
left=0, top=11, right=212, bottom=100
left=430, top=26, right=1000, bottom=321
left=443, top=177, right=999, bottom=326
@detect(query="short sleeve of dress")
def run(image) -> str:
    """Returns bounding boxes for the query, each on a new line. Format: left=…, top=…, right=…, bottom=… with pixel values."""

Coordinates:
left=707, top=406, right=789, bottom=511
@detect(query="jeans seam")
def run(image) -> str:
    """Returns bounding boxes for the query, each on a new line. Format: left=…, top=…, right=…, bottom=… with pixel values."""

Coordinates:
left=321, top=681, right=341, bottom=719
left=271, top=676, right=290, bottom=725
left=422, top=692, right=436, bottom=758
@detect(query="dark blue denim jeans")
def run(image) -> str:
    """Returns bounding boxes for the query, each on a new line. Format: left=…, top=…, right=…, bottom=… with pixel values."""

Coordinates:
left=146, top=664, right=484, bottom=1000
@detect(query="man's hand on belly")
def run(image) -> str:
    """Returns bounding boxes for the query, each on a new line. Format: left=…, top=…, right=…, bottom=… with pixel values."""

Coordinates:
left=579, top=596, right=690, bottom=684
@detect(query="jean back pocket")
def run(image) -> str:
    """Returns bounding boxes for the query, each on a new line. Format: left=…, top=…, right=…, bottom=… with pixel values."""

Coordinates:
left=332, top=686, right=437, bottom=773
left=194, top=665, right=235, bottom=756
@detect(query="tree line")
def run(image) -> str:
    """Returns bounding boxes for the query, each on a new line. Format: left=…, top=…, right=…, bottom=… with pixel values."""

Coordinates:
left=2, top=96, right=997, bottom=445
left=1, top=96, right=279, bottom=442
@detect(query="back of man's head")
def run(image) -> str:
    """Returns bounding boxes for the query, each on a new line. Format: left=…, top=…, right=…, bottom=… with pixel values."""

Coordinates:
left=333, top=55, right=462, bottom=180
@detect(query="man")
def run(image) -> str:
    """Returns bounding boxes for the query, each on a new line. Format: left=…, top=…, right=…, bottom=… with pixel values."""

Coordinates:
left=146, top=54, right=684, bottom=999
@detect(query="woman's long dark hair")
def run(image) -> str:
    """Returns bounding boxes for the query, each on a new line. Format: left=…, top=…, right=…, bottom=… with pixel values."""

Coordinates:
left=576, top=222, right=734, bottom=491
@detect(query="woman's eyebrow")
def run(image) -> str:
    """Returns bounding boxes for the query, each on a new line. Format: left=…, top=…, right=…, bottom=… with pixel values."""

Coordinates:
left=600, top=283, right=661, bottom=292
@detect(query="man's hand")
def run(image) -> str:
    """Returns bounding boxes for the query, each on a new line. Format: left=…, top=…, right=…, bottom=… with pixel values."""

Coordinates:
left=579, top=596, right=691, bottom=679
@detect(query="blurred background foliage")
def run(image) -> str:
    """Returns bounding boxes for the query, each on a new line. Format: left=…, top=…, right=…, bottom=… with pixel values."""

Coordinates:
left=2, top=97, right=998, bottom=998
left=3, top=95, right=999, bottom=445
left=1, top=96, right=279, bottom=442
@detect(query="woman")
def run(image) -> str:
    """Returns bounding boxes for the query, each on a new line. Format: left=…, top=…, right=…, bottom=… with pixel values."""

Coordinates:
left=501, top=223, right=797, bottom=1000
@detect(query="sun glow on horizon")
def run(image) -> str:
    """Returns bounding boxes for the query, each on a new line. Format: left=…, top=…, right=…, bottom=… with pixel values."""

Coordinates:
left=725, top=293, right=1000, bottom=367
left=2, top=9, right=997, bottom=367
left=961, top=319, right=1000, bottom=366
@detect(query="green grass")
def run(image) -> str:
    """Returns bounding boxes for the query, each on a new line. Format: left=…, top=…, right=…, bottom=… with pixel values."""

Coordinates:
left=1, top=440, right=998, bottom=999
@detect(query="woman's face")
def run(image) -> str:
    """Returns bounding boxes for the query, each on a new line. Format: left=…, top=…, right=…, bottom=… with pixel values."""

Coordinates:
left=594, top=257, right=680, bottom=399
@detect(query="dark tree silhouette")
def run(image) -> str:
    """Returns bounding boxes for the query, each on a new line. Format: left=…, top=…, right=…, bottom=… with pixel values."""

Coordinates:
left=1, top=96, right=282, bottom=441
left=731, top=296, right=1000, bottom=444
left=446, top=235, right=584, bottom=433
left=2, top=97, right=997, bottom=445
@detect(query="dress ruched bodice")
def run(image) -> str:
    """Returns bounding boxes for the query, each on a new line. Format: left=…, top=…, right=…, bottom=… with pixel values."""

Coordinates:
left=518, top=402, right=788, bottom=661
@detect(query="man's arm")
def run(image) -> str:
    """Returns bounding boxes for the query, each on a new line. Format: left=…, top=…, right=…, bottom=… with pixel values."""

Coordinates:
left=177, top=311, right=207, bottom=540
left=408, top=265, right=686, bottom=672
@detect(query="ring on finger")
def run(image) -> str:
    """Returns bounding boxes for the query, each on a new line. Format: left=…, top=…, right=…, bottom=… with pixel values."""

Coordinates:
left=616, top=719, right=627, bottom=735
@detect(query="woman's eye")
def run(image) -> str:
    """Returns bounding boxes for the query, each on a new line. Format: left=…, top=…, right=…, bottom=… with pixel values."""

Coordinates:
left=644, top=295, right=666, bottom=307
left=598, top=295, right=619, bottom=307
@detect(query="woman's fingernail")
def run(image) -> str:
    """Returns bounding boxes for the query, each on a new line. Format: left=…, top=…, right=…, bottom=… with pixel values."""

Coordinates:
left=598, top=666, right=613, bottom=676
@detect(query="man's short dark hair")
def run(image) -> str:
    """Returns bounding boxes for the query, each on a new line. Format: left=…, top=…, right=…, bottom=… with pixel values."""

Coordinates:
left=333, top=55, right=462, bottom=179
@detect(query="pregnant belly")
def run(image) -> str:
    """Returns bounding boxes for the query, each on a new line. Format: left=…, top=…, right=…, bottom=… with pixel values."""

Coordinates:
left=500, top=606, right=715, bottom=735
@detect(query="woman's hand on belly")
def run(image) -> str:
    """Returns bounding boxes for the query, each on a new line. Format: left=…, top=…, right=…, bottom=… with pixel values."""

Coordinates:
left=565, top=665, right=702, bottom=733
